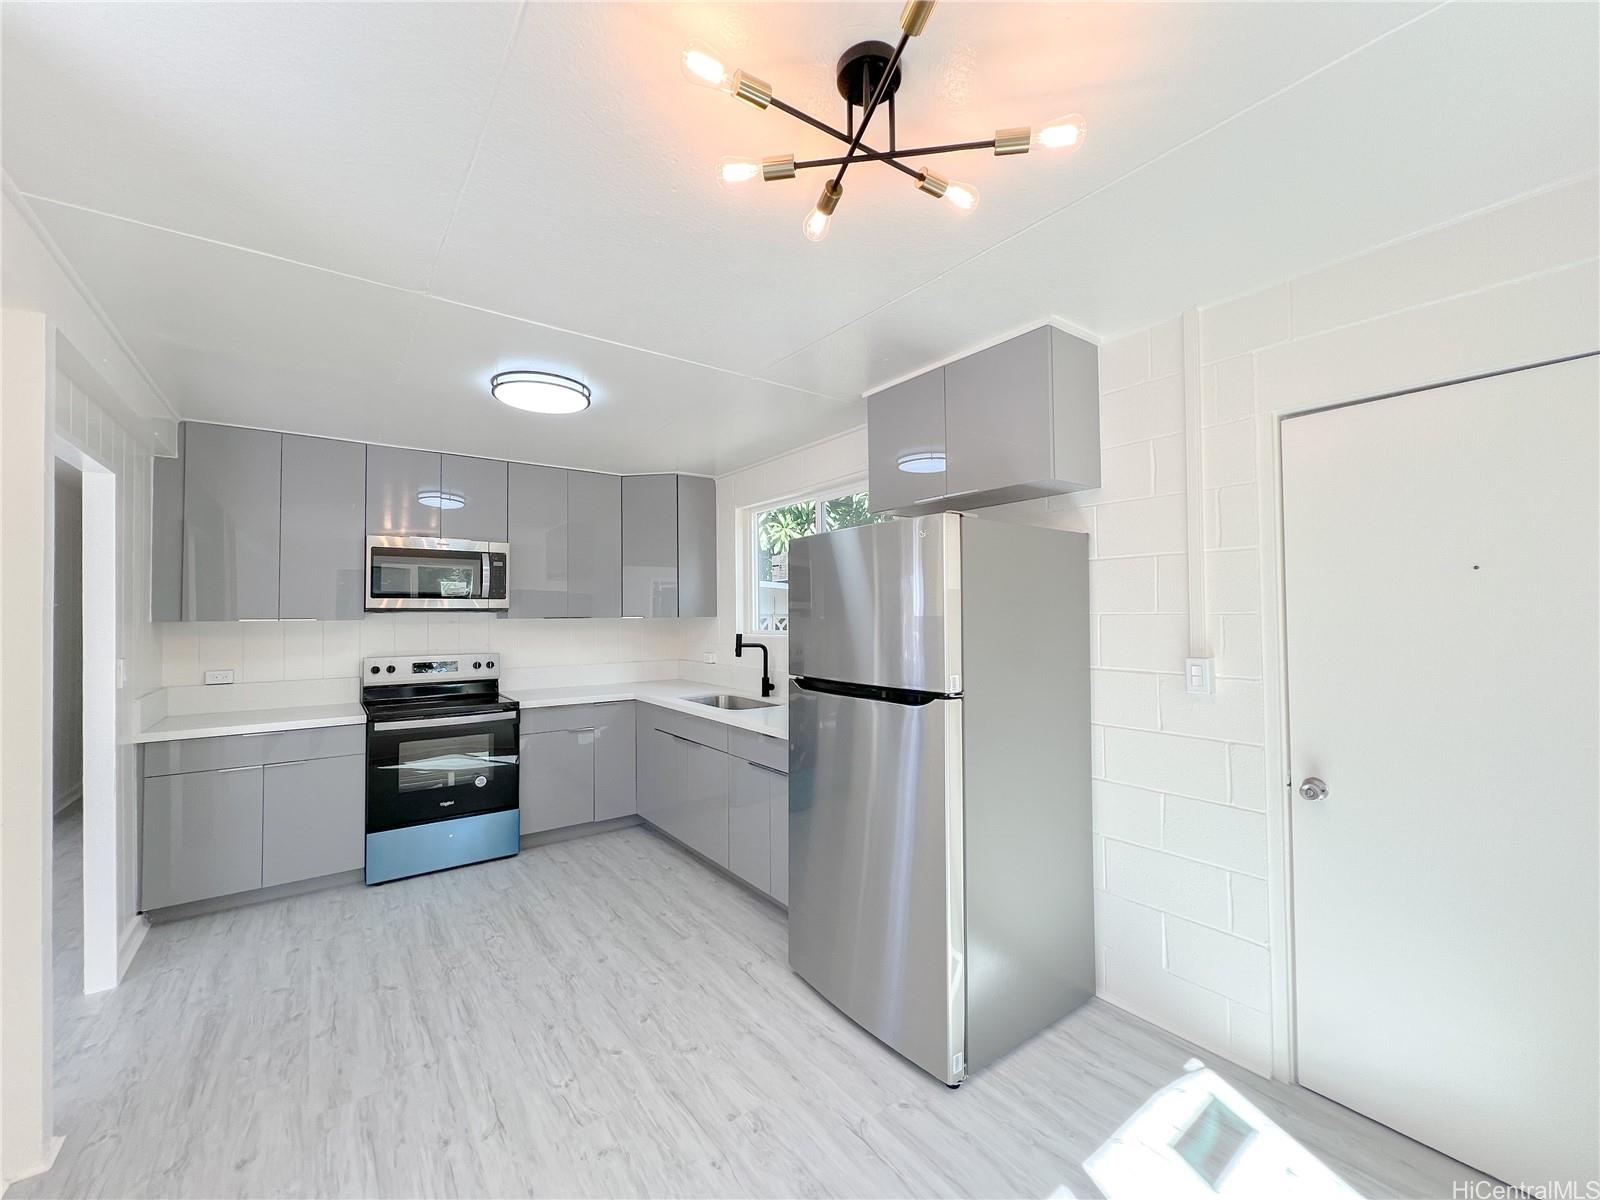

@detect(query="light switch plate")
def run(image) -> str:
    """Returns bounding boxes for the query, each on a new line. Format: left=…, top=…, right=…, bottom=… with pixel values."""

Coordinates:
left=204, top=669, right=236, bottom=686
left=1185, top=658, right=1214, bottom=696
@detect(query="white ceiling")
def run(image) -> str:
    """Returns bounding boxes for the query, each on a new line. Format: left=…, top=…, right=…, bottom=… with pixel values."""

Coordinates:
left=3, top=2, right=1595, bottom=475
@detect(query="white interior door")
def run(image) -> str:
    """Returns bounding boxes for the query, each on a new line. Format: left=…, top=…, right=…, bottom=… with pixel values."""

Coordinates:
left=1283, top=355, right=1599, bottom=1188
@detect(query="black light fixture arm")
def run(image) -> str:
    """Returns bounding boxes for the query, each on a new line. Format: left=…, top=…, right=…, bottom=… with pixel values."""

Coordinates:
left=766, top=96, right=922, bottom=181
left=793, top=138, right=999, bottom=173
left=829, top=30, right=911, bottom=188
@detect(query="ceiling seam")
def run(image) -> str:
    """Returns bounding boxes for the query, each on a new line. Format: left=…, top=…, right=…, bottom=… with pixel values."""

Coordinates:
left=17, top=191, right=857, bottom=406
left=763, top=0, right=1454, bottom=374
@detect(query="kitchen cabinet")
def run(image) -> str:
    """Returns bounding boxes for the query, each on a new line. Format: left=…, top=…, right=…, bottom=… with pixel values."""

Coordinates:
left=366, top=445, right=441, bottom=536
left=637, top=723, right=676, bottom=829
left=261, top=755, right=364, bottom=886
left=675, top=736, right=731, bottom=865
left=520, top=728, right=596, bottom=834
left=151, top=431, right=184, bottom=622
left=440, top=454, right=508, bottom=543
left=770, top=772, right=788, bottom=905
left=507, top=463, right=568, bottom=617
left=677, top=475, right=717, bottom=618
left=728, top=758, right=772, bottom=892
left=182, top=422, right=282, bottom=621
left=279, top=433, right=366, bottom=620
left=622, top=473, right=679, bottom=617
left=867, top=369, right=947, bottom=512
left=867, top=325, right=1100, bottom=514
left=141, top=766, right=264, bottom=909
left=568, top=470, right=621, bottom=618
left=594, top=702, right=637, bottom=820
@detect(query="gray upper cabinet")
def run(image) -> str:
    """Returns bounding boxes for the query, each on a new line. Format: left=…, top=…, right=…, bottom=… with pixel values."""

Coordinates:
left=676, top=476, right=716, bottom=618
left=182, top=423, right=282, bottom=621
left=867, top=325, right=1100, bottom=514
left=568, top=470, right=621, bottom=618
left=507, top=463, right=569, bottom=617
left=365, top=445, right=441, bottom=536
left=868, top=370, right=947, bottom=513
left=279, top=434, right=366, bottom=620
left=623, top=474, right=679, bottom=617
left=261, top=755, right=364, bottom=887
left=440, top=454, right=507, bottom=543
left=151, top=429, right=184, bottom=622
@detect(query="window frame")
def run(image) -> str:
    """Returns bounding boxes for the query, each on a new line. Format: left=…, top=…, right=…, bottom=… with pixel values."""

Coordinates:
left=738, top=479, right=876, bottom=638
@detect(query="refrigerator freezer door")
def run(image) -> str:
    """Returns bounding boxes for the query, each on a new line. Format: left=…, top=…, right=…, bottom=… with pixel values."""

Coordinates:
left=788, top=513, right=962, bottom=695
left=788, top=682, right=966, bottom=1084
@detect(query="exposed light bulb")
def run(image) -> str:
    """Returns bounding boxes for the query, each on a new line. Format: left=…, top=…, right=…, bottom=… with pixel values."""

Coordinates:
left=802, top=206, right=833, bottom=242
left=681, top=42, right=729, bottom=90
left=944, top=181, right=980, bottom=212
left=1038, top=114, right=1087, bottom=150
left=718, top=157, right=760, bottom=188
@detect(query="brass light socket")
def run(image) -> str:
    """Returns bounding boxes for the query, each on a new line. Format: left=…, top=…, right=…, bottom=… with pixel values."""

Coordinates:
left=816, top=180, right=843, bottom=216
left=761, top=155, right=796, bottom=182
left=917, top=171, right=948, bottom=199
left=900, top=0, right=935, bottom=36
left=994, top=127, right=1032, bottom=156
left=731, top=69, right=772, bottom=109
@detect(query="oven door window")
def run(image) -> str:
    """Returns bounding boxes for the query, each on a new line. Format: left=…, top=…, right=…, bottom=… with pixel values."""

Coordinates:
left=366, top=717, right=519, bottom=831
left=371, top=548, right=483, bottom=599
left=397, top=731, right=504, bottom=791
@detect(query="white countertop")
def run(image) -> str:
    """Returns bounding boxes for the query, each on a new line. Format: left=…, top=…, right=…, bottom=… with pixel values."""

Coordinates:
left=132, top=679, right=786, bottom=744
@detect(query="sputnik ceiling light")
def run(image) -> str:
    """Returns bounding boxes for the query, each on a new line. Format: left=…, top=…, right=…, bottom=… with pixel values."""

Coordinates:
left=685, top=0, right=1086, bottom=241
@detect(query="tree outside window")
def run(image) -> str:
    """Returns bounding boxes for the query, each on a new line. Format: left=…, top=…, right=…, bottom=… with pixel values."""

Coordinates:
left=751, top=489, right=888, bottom=632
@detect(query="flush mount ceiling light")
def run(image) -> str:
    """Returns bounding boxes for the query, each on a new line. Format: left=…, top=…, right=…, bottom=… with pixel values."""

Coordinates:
left=490, top=370, right=592, bottom=414
left=686, top=0, right=1086, bottom=241
left=897, top=451, right=947, bottom=474
left=417, top=489, right=466, bottom=510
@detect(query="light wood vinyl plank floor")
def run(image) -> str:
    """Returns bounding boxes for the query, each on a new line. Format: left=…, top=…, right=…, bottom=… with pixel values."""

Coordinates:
left=24, top=820, right=1487, bottom=1199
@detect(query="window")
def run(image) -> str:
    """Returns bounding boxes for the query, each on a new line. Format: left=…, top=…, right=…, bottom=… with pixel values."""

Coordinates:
left=749, top=488, right=888, bottom=633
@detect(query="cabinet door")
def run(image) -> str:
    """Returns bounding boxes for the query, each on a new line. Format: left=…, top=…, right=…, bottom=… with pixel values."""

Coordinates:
left=507, top=463, right=568, bottom=617
left=594, top=702, right=637, bottom=820
left=279, top=434, right=366, bottom=620
left=568, top=470, right=621, bottom=617
left=151, top=427, right=184, bottom=622
left=440, top=454, right=508, bottom=543
left=944, top=326, right=1055, bottom=498
left=519, top=729, right=596, bottom=834
left=676, top=737, right=730, bottom=865
left=262, top=756, right=364, bottom=886
left=182, top=423, right=282, bottom=620
left=141, top=766, right=264, bottom=909
left=729, top=759, right=772, bottom=892
left=676, top=475, right=717, bottom=618
left=868, top=369, right=947, bottom=512
left=622, top=474, right=678, bottom=617
left=636, top=722, right=676, bottom=826
left=769, top=766, right=789, bottom=905
left=365, top=445, right=441, bottom=536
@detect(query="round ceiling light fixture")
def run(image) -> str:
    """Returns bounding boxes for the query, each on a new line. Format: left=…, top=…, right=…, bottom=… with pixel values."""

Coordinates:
left=491, top=370, right=592, bottom=414
left=897, top=451, right=946, bottom=474
left=417, top=490, right=466, bottom=510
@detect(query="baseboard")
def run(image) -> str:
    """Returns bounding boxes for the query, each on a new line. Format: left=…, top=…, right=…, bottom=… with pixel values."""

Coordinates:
left=116, top=915, right=149, bottom=980
left=520, top=814, right=641, bottom=850
left=52, top=782, right=82, bottom=815
left=1, top=1134, right=63, bottom=1194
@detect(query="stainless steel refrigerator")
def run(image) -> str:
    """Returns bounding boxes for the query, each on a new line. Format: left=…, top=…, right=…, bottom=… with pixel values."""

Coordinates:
left=787, top=511, right=1093, bottom=1086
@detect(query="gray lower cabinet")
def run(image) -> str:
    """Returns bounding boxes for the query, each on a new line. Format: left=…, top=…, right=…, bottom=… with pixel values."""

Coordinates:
left=594, top=702, right=636, bottom=820
left=440, top=454, right=508, bottom=543
left=637, top=724, right=675, bottom=828
left=520, top=728, right=596, bottom=834
left=770, top=771, right=788, bottom=905
left=141, top=766, right=264, bottom=909
left=674, top=737, right=730, bottom=865
left=507, top=462, right=568, bottom=617
left=728, top=758, right=772, bottom=892
left=279, top=434, right=366, bottom=620
left=261, top=756, right=365, bottom=887
left=568, top=470, right=621, bottom=617
left=622, top=474, right=679, bottom=617
left=182, top=422, right=282, bottom=620
left=366, top=445, right=441, bottom=536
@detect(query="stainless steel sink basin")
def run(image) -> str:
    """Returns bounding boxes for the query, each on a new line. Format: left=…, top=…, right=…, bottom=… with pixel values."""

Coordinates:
left=683, top=693, right=777, bottom=711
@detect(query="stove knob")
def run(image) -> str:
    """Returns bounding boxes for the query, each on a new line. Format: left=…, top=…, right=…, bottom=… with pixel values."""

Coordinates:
left=473, top=661, right=482, bottom=670
left=486, top=660, right=495, bottom=669
left=385, top=665, right=396, bottom=673
left=370, top=666, right=380, bottom=675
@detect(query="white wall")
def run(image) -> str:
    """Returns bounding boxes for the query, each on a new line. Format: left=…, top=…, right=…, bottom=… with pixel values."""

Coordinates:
left=52, top=465, right=83, bottom=812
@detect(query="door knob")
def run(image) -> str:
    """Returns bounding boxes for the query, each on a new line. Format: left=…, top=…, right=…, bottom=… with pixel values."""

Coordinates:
left=1298, top=777, right=1328, bottom=802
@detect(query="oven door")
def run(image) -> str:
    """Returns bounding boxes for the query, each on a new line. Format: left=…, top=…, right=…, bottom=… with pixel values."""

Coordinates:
left=366, top=711, right=519, bottom=832
left=366, top=536, right=510, bottom=611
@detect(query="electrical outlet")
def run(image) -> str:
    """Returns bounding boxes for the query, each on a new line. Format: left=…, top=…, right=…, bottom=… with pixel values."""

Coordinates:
left=204, top=669, right=236, bottom=686
left=701, top=651, right=717, bottom=665
left=1185, top=658, right=1214, bottom=696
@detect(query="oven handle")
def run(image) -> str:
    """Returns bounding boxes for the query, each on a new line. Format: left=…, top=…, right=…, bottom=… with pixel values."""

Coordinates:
left=371, top=711, right=516, bottom=732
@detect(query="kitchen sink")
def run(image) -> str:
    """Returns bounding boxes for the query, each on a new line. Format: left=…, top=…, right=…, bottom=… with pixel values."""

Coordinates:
left=683, top=694, right=777, bottom=711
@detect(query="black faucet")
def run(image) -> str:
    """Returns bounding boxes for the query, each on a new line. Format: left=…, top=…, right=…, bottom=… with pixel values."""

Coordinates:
left=735, top=633, right=776, bottom=697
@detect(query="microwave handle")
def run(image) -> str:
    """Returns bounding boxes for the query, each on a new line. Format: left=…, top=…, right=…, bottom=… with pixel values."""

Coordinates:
left=483, top=552, right=491, bottom=594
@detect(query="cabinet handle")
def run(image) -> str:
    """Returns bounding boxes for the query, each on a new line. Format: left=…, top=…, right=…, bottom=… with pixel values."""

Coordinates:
left=215, top=765, right=259, bottom=774
left=661, top=730, right=705, bottom=748
left=745, top=760, right=788, bottom=778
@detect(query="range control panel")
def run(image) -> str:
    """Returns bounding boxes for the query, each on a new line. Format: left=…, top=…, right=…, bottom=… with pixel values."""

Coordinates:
left=361, top=652, right=499, bottom=682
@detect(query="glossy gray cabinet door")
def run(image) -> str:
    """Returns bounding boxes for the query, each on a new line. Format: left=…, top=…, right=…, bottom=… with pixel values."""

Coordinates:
left=674, top=736, right=730, bottom=865
left=151, top=427, right=184, bottom=622
left=568, top=470, right=621, bottom=618
left=676, top=475, right=717, bottom=618
left=594, top=702, right=636, bottom=820
left=868, top=369, right=947, bottom=513
left=279, top=434, right=366, bottom=620
left=729, top=758, right=771, bottom=892
left=636, top=723, right=676, bottom=828
left=440, top=454, right=507, bottom=542
left=770, top=767, right=789, bottom=905
left=520, top=729, right=596, bottom=834
left=365, top=445, right=440, bottom=536
left=507, top=463, right=568, bottom=617
left=182, top=423, right=282, bottom=621
left=261, top=756, right=364, bottom=886
left=944, top=327, right=1056, bottom=499
left=141, top=766, right=264, bottom=909
left=623, top=473, right=678, bottom=617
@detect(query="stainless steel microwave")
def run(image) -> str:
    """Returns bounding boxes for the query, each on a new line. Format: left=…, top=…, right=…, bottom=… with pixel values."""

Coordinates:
left=365, top=536, right=510, bottom=611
